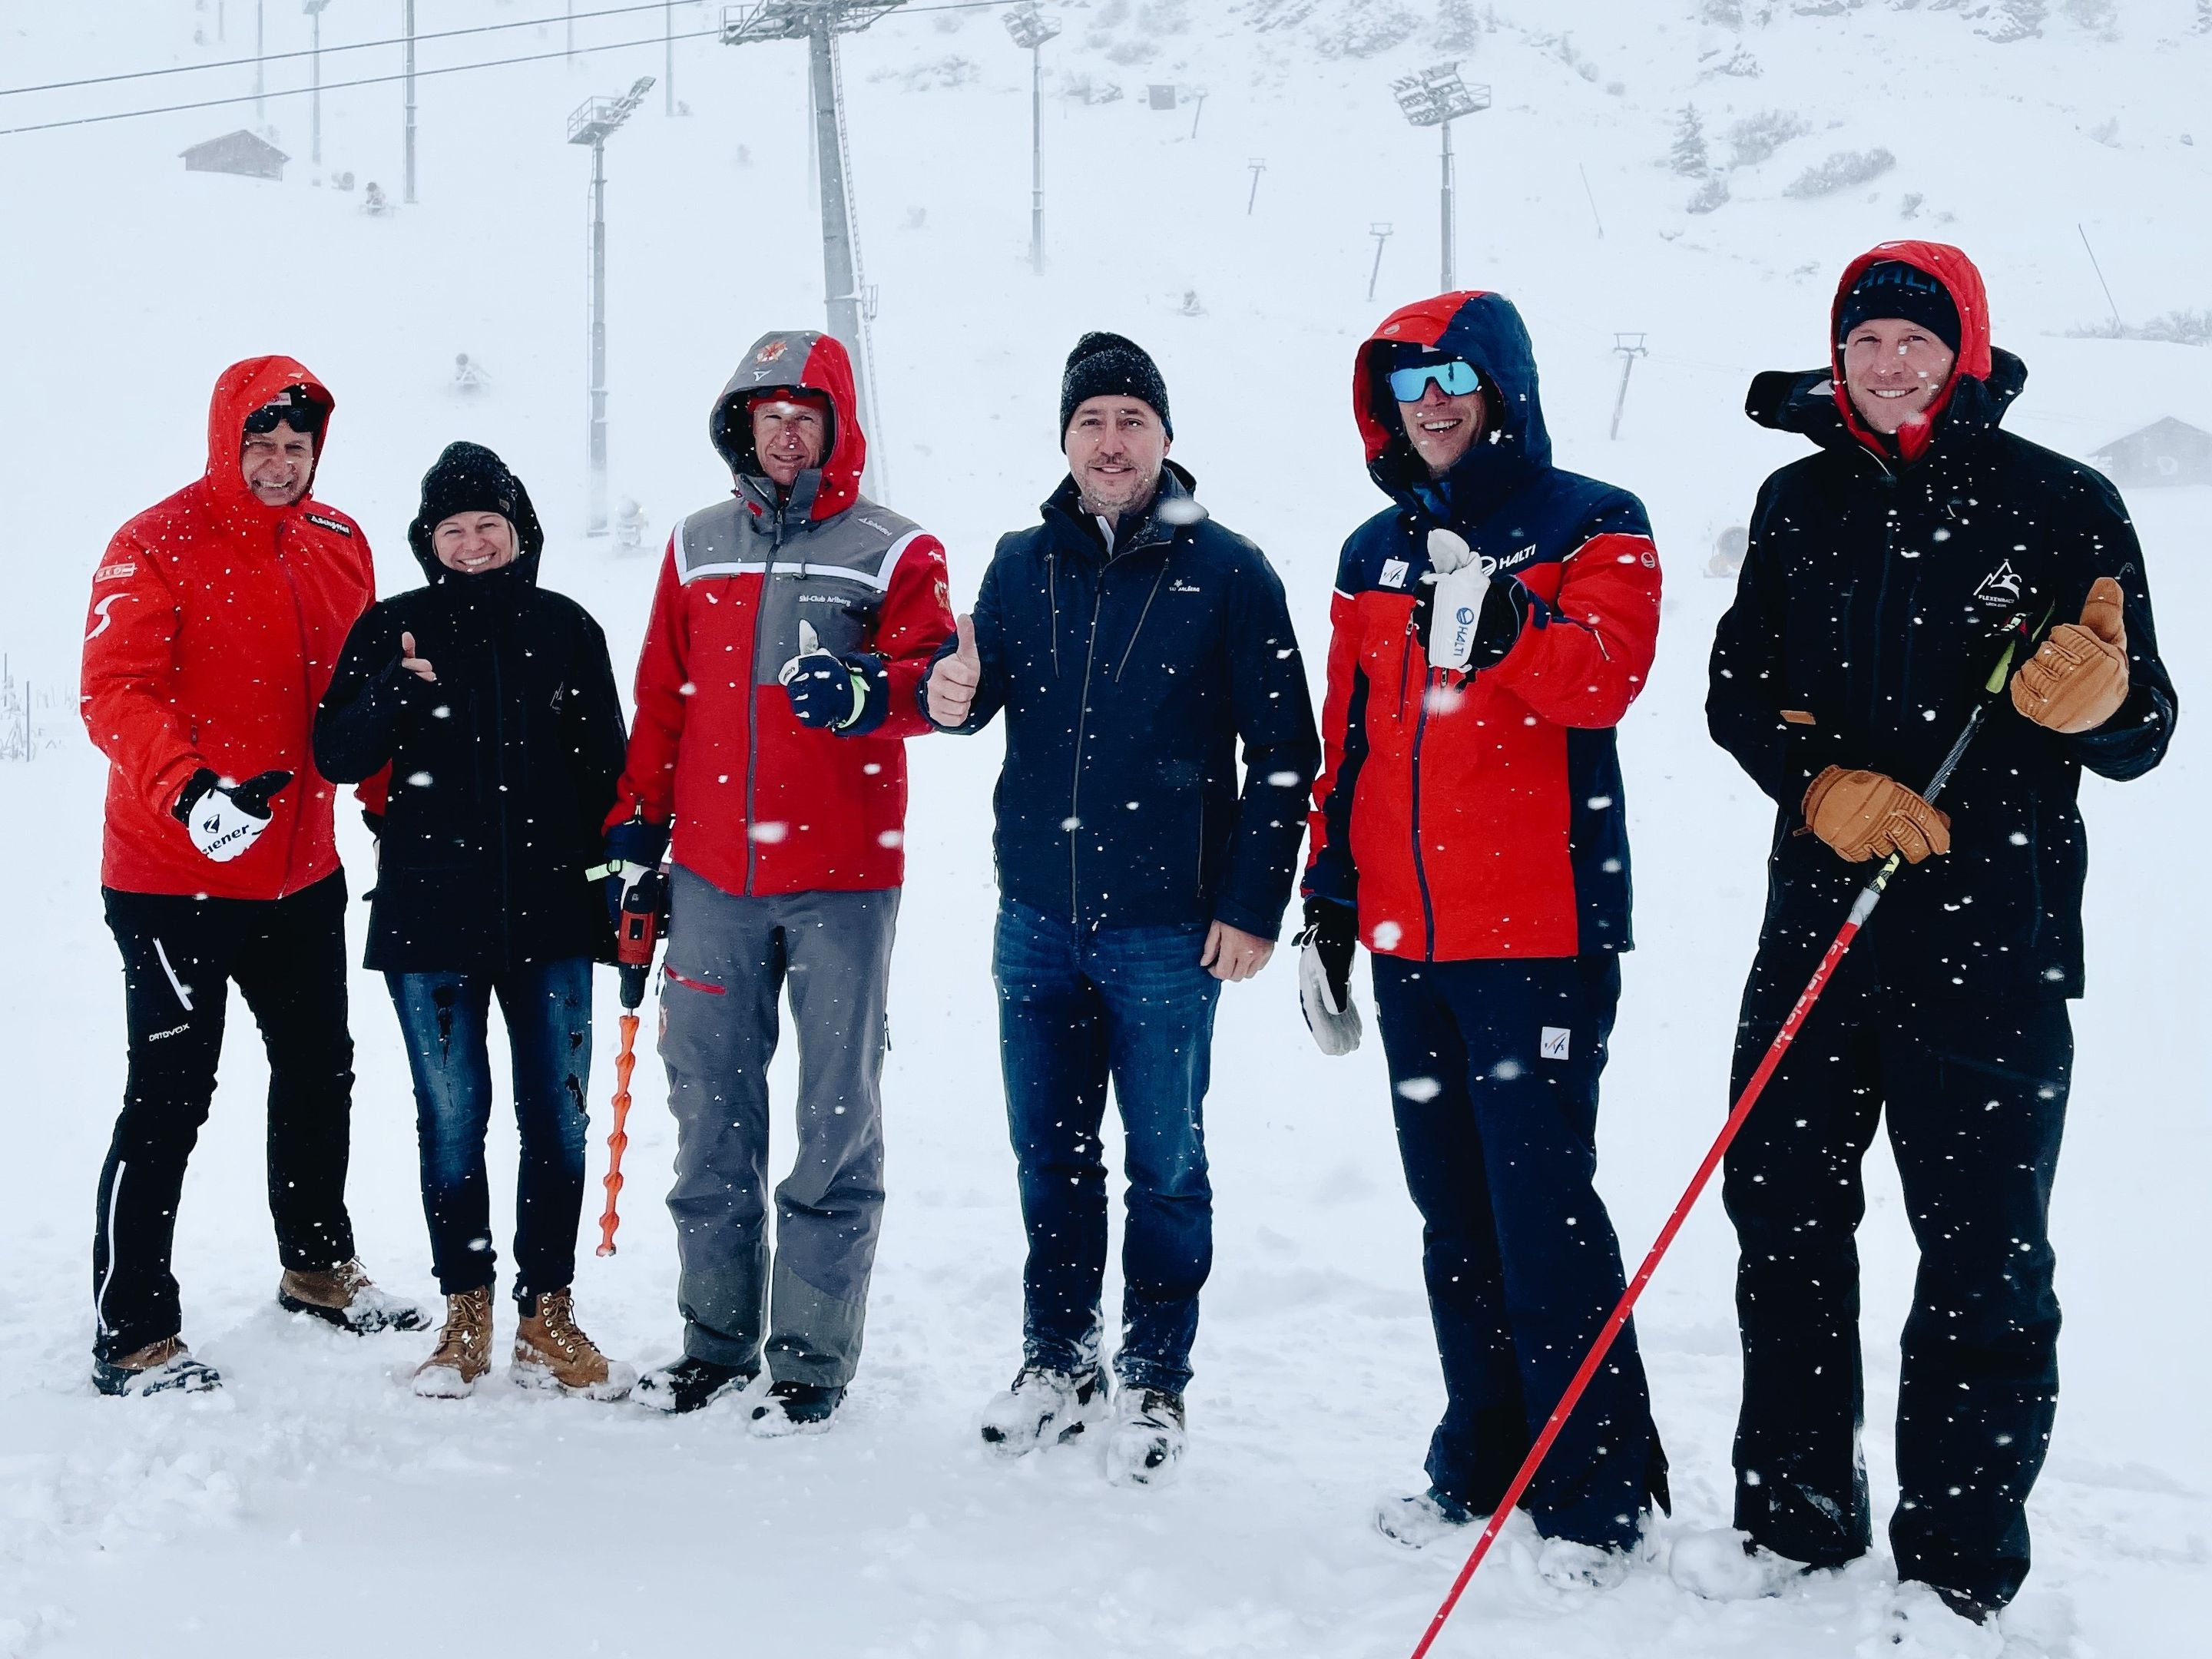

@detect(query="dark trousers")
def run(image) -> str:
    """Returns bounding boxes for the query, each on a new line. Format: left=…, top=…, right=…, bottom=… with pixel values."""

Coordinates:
left=94, top=875, right=357, bottom=1361
left=1724, top=952, right=2070, bottom=1609
left=1372, top=952, right=1665, bottom=1550
left=994, top=901, right=1221, bottom=1395
left=386, top=958, right=593, bottom=1302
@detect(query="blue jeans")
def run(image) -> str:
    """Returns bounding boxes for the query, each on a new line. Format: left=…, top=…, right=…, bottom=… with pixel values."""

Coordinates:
left=993, top=900, right=1221, bottom=1395
left=386, top=958, right=593, bottom=1301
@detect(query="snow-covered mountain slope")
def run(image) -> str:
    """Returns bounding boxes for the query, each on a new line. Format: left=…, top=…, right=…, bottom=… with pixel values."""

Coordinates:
left=0, top=3, right=2207, bottom=1655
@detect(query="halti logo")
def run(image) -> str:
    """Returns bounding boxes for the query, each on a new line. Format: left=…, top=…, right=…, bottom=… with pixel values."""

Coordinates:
left=1494, top=543, right=1541, bottom=571
left=1974, top=560, right=2022, bottom=607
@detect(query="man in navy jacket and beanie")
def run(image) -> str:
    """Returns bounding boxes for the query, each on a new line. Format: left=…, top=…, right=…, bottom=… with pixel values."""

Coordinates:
left=924, top=333, right=1320, bottom=1486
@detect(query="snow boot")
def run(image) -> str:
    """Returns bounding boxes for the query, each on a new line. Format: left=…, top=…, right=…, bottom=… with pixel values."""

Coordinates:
left=1876, top=1581, right=2008, bottom=1657
left=512, top=1288, right=635, bottom=1401
left=634, top=1354, right=756, bottom=1415
left=748, top=1379, right=845, bottom=1438
left=1375, top=1487, right=1478, bottom=1548
left=1104, top=1385, right=1186, bottom=1487
left=979, top=1363, right=1108, bottom=1456
left=1538, top=1532, right=1657, bottom=1593
left=278, top=1259, right=427, bottom=1334
left=92, top=1336, right=220, bottom=1398
left=412, top=1286, right=495, bottom=1399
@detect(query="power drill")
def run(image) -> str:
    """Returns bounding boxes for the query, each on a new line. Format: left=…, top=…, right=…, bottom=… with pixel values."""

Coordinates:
left=616, top=869, right=670, bottom=1011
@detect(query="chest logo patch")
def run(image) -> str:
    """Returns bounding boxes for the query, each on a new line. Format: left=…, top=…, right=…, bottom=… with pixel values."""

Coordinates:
left=302, top=512, right=353, bottom=536
left=1973, top=558, right=2022, bottom=607
left=1379, top=558, right=1409, bottom=591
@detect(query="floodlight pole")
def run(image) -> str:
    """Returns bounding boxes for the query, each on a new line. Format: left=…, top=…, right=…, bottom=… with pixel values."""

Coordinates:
left=1610, top=333, right=1649, bottom=441
left=1439, top=120, right=1455, bottom=290
left=402, top=0, right=417, bottom=204
left=572, top=78, right=657, bottom=535
left=306, top=2, right=333, bottom=168
left=1029, top=40, right=1045, bottom=272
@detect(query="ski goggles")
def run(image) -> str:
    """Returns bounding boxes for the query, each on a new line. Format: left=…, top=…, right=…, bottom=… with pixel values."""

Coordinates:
left=242, top=392, right=324, bottom=436
left=1386, top=356, right=1484, bottom=404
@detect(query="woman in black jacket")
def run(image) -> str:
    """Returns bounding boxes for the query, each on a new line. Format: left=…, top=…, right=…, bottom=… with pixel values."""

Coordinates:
left=316, top=442, right=633, bottom=1402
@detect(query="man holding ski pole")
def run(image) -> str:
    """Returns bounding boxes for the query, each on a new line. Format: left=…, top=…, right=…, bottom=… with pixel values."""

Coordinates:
left=1296, top=291, right=1668, bottom=1588
left=1708, top=242, right=2177, bottom=1629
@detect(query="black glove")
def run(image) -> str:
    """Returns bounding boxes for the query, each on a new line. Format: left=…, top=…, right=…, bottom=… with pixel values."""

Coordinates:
left=1294, top=896, right=1362, bottom=1056
left=780, top=622, right=890, bottom=735
left=601, top=816, right=672, bottom=923
left=174, top=767, right=293, bottom=863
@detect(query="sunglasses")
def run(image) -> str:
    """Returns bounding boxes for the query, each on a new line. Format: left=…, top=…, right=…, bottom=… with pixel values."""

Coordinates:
left=1386, top=358, right=1483, bottom=404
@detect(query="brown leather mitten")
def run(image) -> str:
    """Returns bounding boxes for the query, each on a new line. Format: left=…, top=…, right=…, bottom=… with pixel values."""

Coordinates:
left=2009, top=577, right=2130, bottom=734
left=1801, top=766, right=1953, bottom=864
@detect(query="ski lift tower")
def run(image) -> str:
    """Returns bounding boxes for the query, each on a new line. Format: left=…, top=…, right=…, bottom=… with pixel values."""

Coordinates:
left=722, top=2, right=904, bottom=495
left=303, top=2, right=337, bottom=169
left=1389, top=64, right=1489, bottom=292
left=1002, top=2, right=1061, bottom=276
left=569, top=76, right=657, bottom=537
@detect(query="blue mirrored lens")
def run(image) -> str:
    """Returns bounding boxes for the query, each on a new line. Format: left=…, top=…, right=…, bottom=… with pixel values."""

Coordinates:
left=1387, top=359, right=1482, bottom=403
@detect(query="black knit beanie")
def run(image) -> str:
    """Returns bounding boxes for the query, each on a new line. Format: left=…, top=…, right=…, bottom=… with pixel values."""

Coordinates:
left=1836, top=260, right=1961, bottom=353
left=408, top=442, right=545, bottom=562
left=1060, top=332, right=1172, bottom=442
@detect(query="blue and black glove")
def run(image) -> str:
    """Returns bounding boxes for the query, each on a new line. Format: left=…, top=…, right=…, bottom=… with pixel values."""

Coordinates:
left=779, top=622, right=890, bottom=735
left=600, top=815, right=671, bottom=925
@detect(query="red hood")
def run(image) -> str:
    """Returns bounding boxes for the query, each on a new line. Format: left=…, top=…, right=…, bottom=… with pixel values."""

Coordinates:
left=710, top=329, right=867, bottom=522
left=1829, top=240, right=1991, bottom=465
left=203, top=354, right=334, bottom=513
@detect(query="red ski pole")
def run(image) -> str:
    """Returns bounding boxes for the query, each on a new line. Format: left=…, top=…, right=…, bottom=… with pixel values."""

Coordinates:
left=1406, top=616, right=2041, bottom=1659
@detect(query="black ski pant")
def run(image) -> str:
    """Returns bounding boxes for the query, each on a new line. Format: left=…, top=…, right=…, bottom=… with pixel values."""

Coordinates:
left=1372, top=952, right=1667, bottom=1551
left=94, top=875, right=359, bottom=1362
left=1723, top=949, right=2070, bottom=1610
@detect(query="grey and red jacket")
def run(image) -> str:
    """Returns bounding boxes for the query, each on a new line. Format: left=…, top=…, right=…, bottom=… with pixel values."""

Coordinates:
left=1710, top=240, right=2177, bottom=1000
left=608, top=331, right=954, bottom=896
left=1304, top=291, right=1664, bottom=963
left=81, top=355, right=388, bottom=900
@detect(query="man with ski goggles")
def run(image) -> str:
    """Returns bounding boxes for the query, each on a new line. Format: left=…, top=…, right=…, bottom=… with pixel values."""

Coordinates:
left=1707, top=242, right=2177, bottom=1630
left=1299, top=294, right=1668, bottom=1587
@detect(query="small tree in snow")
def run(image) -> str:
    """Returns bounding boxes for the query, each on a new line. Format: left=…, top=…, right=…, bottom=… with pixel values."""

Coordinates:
left=1671, top=105, right=1711, bottom=177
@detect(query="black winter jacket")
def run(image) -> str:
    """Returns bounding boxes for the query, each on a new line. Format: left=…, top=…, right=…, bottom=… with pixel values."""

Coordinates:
left=926, top=465, right=1321, bottom=940
left=1709, top=349, right=2177, bottom=1000
left=315, top=537, right=628, bottom=975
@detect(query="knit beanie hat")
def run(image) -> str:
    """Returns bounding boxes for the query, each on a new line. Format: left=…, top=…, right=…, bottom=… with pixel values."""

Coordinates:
left=1060, top=332, right=1172, bottom=442
left=408, top=442, right=545, bottom=561
left=1836, top=260, right=1962, bottom=353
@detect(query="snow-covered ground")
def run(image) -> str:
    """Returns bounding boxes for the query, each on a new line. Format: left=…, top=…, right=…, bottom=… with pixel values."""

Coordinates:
left=2, top=2, right=2208, bottom=1654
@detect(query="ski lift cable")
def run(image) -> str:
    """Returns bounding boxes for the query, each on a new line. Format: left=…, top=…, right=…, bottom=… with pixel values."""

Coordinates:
left=0, top=3, right=695, bottom=101
left=0, top=28, right=724, bottom=139
left=3, top=1, right=1010, bottom=102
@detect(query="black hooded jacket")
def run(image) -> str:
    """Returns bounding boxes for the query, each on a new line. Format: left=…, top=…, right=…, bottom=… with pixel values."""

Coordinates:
left=1709, top=346, right=2177, bottom=1000
left=314, top=488, right=628, bottom=975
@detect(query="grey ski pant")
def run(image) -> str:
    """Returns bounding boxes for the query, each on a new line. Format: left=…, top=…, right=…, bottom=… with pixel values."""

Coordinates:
left=658, top=867, right=897, bottom=1386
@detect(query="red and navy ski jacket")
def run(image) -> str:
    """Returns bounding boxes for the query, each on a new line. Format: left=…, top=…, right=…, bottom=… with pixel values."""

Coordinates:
left=1303, top=292, right=1663, bottom=963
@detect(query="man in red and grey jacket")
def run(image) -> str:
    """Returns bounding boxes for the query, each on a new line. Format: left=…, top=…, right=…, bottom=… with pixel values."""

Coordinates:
left=80, top=357, right=420, bottom=1398
left=1298, top=293, right=1667, bottom=1584
left=605, top=330, right=953, bottom=1432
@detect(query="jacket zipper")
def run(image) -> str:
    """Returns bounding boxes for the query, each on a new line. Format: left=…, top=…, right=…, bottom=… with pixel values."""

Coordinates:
left=271, top=524, right=315, bottom=898
left=1406, top=646, right=1438, bottom=959
left=489, top=634, right=512, bottom=960
left=1113, top=555, right=1172, bottom=683
left=743, top=503, right=782, bottom=896
left=1067, top=566, right=1110, bottom=926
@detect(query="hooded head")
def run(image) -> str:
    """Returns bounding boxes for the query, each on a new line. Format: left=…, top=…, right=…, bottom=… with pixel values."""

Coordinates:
left=204, top=355, right=334, bottom=514
left=1353, top=291, right=1551, bottom=510
left=1826, top=240, right=1992, bottom=463
left=709, top=329, right=866, bottom=522
left=406, top=441, right=545, bottom=588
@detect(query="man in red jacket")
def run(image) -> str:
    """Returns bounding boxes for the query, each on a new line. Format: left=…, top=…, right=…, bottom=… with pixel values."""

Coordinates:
left=1300, top=293, right=1667, bottom=1584
left=81, top=358, right=421, bottom=1398
left=604, top=330, right=953, bottom=1432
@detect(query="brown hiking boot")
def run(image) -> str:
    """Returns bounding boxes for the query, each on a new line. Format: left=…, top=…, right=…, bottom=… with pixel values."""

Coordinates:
left=513, top=1287, right=635, bottom=1401
left=279, top=1259, right=427, bottom=1334
left=413, top=1286, right=495, bottom=1399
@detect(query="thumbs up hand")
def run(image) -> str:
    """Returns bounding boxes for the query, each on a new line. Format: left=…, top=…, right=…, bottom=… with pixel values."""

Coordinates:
left=399, top=631, right=437, bottom=684
left=2010, top=577, right=2131, bottom=734
left=782, top=620, right=881, bottom=732
left=927, top=613, right=983, bottom=728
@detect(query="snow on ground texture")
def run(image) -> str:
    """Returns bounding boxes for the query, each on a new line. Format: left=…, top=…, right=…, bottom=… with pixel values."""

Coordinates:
left=1, top=3, right=2208, bottom=1655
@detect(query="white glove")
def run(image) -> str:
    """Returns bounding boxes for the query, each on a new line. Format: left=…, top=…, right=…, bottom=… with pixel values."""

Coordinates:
left=1297, top=935, right=1363, bottom=1057
left=1426, top=528, right=1498, bottom=673
left=181, top=769, right=291, bottom=863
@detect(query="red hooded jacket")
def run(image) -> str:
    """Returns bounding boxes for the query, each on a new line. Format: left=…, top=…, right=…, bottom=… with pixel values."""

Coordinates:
left=608, top=331, right=952, bottom=896
left=81, top=357, right=384, bottom=899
